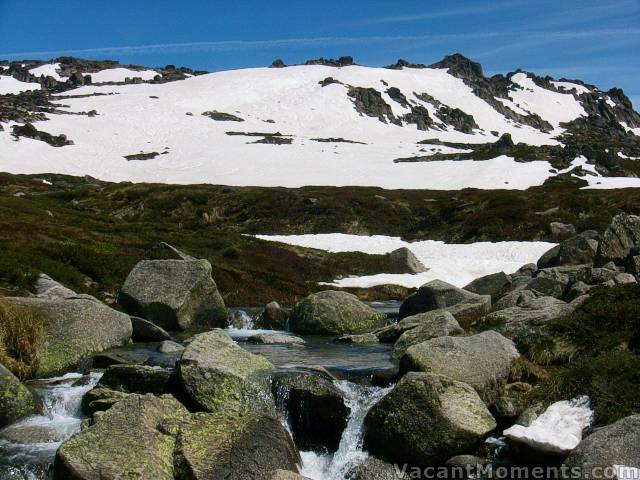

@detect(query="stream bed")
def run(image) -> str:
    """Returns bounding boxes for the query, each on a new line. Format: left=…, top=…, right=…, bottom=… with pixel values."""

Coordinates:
left=0, top=303, right=402, bottom=479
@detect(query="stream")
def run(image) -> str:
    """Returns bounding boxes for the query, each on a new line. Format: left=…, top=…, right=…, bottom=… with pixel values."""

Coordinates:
left=0, top=372, right=101, bottom=479
left=0, top=304, right=399, bottom=480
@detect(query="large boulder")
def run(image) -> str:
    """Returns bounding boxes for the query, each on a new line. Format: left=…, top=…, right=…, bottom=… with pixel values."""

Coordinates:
left=597, top=213, right=640, bottom=265
left=256, top=301, right=290, bottom=330
left=289, top=291, right=386, bottom=335
left=399, top=331, right=519, bottom=403
left=178, top=329, right=276, bottom=414
left=364, top=372, right=496, bottom=467
left=463, top=272, right=512, bottom=300
left=537, top=231, right=600, bottom=269
left=6, top=275, right=132, bottom=377
left=399, top=280, right=491, bottom=323
left=0, top=363, right=35, bottom=427
left=54, top=394, right=190, bottom=480
left=562, top=414, right=640, bottom=479
left=119, top=258, right=227, bottom=331
left=272, top=371, right=349, bottom=452
left=482, top=296, right=575, bottom=335
left=392, top=311, right=463, bottom=362
left=173, top=411, right=301, bottom=480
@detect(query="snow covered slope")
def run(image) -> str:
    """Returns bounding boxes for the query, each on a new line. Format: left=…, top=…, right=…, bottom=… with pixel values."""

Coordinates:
left=1, top=55, right=639, bottom=189
left=253, top=233, right=554, bottom=288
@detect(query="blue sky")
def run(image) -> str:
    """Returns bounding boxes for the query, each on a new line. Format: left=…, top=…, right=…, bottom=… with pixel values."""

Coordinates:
left=1, top=0, right=639, bottom=105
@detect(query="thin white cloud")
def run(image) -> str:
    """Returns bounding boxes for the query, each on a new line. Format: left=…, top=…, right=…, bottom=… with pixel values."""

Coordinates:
left=347, top=1, right=527, bottom=26
left=0, top=29, right=637, bottom=59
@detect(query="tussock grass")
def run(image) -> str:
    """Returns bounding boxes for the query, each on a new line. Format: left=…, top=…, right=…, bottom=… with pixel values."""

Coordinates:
left=0, top=299, right=44, bottom=380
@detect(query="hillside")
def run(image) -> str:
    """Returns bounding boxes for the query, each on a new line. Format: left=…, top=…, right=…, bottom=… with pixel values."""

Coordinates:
left=1, top=54, right=640, bottom=189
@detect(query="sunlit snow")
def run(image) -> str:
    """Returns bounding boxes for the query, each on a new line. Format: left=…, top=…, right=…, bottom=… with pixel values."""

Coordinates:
left=0, top=75, right=41, bottom=94
left=503, top=396, right=594, bottom=455
left=253, top=233, right=554, bottom=288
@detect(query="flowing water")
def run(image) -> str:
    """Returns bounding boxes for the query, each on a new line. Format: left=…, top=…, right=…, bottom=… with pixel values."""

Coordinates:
left=298, top=381, right=392, bottom=480
left=0, top=371, right=102, bottom=479
left=1, top=303, right=399, bottom=479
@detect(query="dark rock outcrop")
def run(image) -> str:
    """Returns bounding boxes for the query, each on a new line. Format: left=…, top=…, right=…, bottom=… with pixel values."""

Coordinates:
left=272, top=371, right=349, bottom=452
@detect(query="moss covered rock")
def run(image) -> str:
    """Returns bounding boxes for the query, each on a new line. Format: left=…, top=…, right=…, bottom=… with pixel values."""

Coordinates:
left=178, top=329, right=276, bottom=414
left=400, top=331, right=519, bottom=403
left=272, top=371, right=349, bottom=452
left=81, top=387, right=129, bottom=415
left=173, top=411, right=301, bottom=480
left=54, top=394, right=190, bottom=480
left=119, top=258, right=227, bottom=331
left=5, top=275, right=132, bottom=377
left=289, top=290, right=386, bottom=335
left=0, top=363, right=35, bottom=427
left=364, top=372, right=496, bottom=467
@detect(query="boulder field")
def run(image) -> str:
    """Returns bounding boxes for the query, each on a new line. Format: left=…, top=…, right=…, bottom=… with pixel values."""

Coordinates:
left=3, top=214, right=640, bottom=477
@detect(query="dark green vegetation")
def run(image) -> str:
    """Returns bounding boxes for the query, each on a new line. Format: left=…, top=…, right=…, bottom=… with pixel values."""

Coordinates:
left=515, top=285, right=640, bottom=425
left=1, top=172, right=639, bottom=307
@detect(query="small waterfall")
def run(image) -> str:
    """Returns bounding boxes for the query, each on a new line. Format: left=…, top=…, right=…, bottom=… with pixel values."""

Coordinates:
left=227, top=309, right=256, bottom=330
left=299, top=380, right=392, bottom=480
left=0, top=371, right=102, bottom=479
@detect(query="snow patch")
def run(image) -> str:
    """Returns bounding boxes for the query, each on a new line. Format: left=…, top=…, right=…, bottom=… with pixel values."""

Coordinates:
left=89, top=67, right=158, bottom=83
left=618, top=151, right=640, bottom=160
left=0, top=75, right=41, bottom=94
left=29, top=63, right=68, bottom=81
left=253, top=233, right=554, bottom=288
left=503, top=396, right=594, bottom=455
left=510, top=73, right=586, bottom=129
left=551, top=81, right=591, bottom=95
left=621, top=122, right=640, bottom=137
